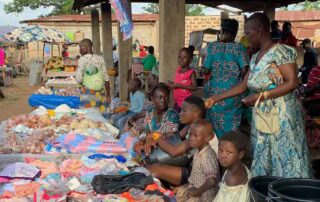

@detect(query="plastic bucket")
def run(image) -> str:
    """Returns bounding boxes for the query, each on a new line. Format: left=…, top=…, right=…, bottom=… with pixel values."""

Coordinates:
left=249, top=176, right=280, bottom=202
left=268, top=178, right=320, bottom=202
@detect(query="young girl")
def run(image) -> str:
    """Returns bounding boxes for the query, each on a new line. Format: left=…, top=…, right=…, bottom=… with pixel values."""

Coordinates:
left=214, top=131, right=251, bottom=202
left=168, top=48, right=197, bottom=112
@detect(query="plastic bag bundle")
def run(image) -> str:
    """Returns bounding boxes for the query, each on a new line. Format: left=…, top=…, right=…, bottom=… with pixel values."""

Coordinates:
left=91, top=173, right=154, bottom=194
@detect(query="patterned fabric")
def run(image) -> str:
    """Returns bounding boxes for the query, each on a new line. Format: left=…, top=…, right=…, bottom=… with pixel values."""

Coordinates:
left=80, top=86, right=109, bottom=117
left=4, top=25, right=69, bottom=43
left=144, top=107, right=179, bottom=134
left=76, top=54, right=109, bottom=84
left=173, top=67, right=195, bottom=107
left=247, top=44, right=311, bottom=178
left=188, top=145, right=219, bottom=202
left=203, top=42, right=249, bottom=138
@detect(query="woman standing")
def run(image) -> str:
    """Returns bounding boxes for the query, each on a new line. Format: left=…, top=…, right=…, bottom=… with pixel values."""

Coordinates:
left=203, top=19, right=249, bottom=138
left=76, top=39, right=111, bottom=117
left=206, top=13, right=311, bottom=178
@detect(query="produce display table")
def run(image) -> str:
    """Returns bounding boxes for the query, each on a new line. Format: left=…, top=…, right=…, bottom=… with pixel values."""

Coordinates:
left=45, top=82, right=81, bottom=89
left=28, top=94, right=80, bottom=109
left=46, top=71, right=77, bottom=78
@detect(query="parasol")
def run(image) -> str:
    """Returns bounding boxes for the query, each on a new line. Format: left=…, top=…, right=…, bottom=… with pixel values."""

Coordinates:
left=4, top=25, right=69, bottom=43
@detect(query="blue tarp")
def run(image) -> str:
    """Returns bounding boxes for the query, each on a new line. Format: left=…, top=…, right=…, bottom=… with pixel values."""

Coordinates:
left=28, top=94, right=80, bottom=109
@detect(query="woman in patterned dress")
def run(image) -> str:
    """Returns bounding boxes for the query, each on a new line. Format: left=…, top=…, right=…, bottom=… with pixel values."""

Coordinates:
left=203, top=19, right=249, bottom=138
left=76, top=39, right=111, bottom=118
left=205, top=13, right=311, bottom=178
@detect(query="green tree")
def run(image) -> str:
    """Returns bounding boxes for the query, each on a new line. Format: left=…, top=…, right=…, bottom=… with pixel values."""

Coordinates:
left=298, top=0, right=320, bottom=10
left=280, top=0, right=320, bottom=11
left=4, top=0, right=77, bottom=16
left=142, top=3, right=159, bottom=14
left=142, top=3, right=206, bottom=16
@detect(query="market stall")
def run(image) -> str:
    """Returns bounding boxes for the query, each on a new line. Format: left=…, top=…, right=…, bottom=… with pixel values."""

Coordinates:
left=0, top=105, right=175, bottom=201
left=28, top=87, right=81, bottom=109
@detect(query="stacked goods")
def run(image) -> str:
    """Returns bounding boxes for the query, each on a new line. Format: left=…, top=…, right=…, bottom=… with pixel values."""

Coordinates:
left=34, top=87, right=80, bottom=96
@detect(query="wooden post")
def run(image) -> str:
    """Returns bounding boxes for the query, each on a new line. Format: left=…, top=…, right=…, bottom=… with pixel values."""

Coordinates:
left=101, top=3, right=113, bottom=68
left=118, top=0, right=132, bottom=101
left=263, top=5, right=275, bottom=21
left=91, top=9, right=101, bottom=54
left=101, top=3, right=114, bottom=96
left=159, top=0, right=185, bottom=82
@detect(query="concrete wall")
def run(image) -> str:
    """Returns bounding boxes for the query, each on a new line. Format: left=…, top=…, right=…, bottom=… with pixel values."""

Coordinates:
left=26, top=15, right=245, bottom=60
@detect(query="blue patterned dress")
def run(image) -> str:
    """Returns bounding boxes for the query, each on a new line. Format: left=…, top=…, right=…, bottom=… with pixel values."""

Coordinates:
left=248, top=44, right=311, bottom=178
left=204, top=42, right=249, bottom=138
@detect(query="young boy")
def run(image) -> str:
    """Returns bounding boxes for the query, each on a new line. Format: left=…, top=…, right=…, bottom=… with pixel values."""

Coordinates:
left=147, top=96, right=218, bottom=186
left=178, top=119, right=219, bottom=202
left=111, top=78, right=145, bottom=130
left=142, top=46, right=157, bottom=72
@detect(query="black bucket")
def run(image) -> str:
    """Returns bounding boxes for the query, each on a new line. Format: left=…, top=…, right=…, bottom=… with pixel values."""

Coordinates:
left=268, top=178, right=320, bottom=202
left=249, top=176, right=280, bottom=202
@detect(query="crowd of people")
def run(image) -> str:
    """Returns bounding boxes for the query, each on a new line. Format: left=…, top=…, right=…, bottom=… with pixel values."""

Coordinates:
left=74, top=12, right=319, bottom=202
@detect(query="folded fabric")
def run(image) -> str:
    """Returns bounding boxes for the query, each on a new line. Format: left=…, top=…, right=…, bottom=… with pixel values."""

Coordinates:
left=27, top=160, right=59, bottom=178
left=51, top=133, right=127, bottom=154
left=88, top=154, right=126, bottom=163
left=14, top=181, right=41, bottom=197
left=0, top=163, right=41, bottom=181
left=92, top=173, right=154, bottom=194
left=60, top=159, right=82, bottom=178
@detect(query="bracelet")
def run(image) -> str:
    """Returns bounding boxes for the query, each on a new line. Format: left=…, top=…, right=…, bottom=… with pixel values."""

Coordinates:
left=152, top=132, right=161, bottom=141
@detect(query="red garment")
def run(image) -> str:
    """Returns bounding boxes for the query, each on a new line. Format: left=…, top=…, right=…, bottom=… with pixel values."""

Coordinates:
left=307, top=66, right=320, bottom=100
left=281, top=33, right=298, bottom=48
left=173, top=66, right=194, bottom=107
left=139, top=50, right=147, bottom=58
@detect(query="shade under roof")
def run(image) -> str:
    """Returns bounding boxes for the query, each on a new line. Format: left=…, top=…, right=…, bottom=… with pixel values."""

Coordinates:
left=73, top=0, right=317, bottom=12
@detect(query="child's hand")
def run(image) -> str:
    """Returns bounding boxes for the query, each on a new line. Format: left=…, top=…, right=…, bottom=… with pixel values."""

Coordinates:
left=187, top=186, right=200, bottom=197
left=205, top=98, right=215, bottom=109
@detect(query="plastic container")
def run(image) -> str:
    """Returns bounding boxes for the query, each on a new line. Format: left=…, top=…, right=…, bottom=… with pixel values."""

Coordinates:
left=268, top=178, right=320, bottom=202
left=249, top=176, right=280, bottom=202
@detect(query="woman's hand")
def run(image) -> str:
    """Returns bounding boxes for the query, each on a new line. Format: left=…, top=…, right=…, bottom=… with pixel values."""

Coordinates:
left=242, top=93, right=260, bottom=107
left=144, top=134, right=157, bottom=156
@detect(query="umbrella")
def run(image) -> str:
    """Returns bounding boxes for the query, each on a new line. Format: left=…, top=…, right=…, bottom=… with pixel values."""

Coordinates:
left=0, top=26, right=17, bottom=43
left=4, top=25, right=69, bottom=43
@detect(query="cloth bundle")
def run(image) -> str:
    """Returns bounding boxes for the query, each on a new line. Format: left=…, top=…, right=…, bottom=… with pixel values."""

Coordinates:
left=47, top=133, right=127, bottom=154
left=91, top=173, right=154, bottom=194
left=109, top=0, right=133, bottom=40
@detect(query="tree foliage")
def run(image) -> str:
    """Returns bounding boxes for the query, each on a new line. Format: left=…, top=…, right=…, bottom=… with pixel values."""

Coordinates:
left=280, top=0, right=320, bottom=11
left=4, top=0, right=77, bottom=16
left=142, top=3, right=206, bottom=16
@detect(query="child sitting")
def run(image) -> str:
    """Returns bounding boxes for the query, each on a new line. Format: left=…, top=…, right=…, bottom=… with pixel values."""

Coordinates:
left=214, top=131, right=251, bottom=202
left=176, top=119, right=219, bottom=202
left=168, top=48, right=197, bottom=112
left=147, top=96, right=218, bottom=187
left=111, top=78, right=145, bottom=131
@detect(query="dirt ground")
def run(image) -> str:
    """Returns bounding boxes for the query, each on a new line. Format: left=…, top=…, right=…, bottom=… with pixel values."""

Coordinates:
left=0, top=76, right=39, bottom=121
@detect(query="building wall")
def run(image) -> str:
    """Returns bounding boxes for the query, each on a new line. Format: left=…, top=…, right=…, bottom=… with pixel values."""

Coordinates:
left=26, top=15, right=245, bottom=60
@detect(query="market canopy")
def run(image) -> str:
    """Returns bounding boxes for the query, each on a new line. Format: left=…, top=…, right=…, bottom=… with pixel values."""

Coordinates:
left=72, top=0, right=318, bottom=12
left=4, top=25, right=70, bottom=43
